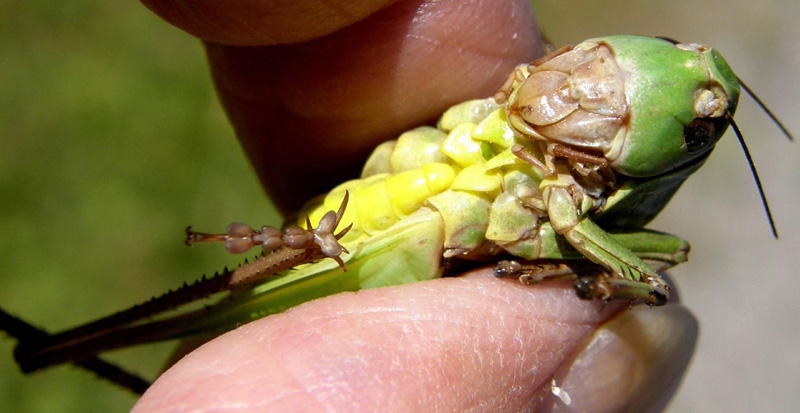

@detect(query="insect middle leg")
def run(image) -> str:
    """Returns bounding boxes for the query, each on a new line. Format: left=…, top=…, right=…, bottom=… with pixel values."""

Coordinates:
left=495, top=260, right=669, bottom=306
left=495, top=229, right=689, bottom=306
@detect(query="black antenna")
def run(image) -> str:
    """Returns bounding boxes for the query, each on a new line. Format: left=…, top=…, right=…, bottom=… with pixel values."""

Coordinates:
left=737, top=77, right=794, bottom=142
left=725, top=113, right=779, bottom=238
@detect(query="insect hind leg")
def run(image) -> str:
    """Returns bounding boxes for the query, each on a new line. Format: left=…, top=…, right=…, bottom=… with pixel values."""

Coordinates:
left=0, top=308, right=150, bottom=394
left=494, top=259, right=669, bottom=306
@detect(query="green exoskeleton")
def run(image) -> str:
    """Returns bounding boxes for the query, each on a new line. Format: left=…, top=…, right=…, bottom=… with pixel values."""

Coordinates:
left=0, top=35, right=791, bottom=393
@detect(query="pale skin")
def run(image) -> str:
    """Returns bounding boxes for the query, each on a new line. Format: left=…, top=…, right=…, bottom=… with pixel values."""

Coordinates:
left=134, top=0, right=698, bottom=410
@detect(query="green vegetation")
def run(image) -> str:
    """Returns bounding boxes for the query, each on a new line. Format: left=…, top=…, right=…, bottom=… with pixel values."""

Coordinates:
left=0, top=2, right=277, bottom=411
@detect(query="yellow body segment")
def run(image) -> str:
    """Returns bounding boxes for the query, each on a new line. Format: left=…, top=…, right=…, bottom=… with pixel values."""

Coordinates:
left=299, top=162, right=458, bottom=243
left=296, top=103, right=510, bottom=243
left=297, top=102, right=539, bottom=249
left=385, top=163, right=456, bottom=216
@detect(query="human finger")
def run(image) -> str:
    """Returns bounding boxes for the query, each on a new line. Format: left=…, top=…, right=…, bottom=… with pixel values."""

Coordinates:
left=135, top=270, right=624, bottom=411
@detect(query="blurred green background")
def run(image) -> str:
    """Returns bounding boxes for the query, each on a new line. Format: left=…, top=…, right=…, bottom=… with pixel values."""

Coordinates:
left=0, top=1, right=277, bottom=411
left=0, top=0, right=798, bottom=411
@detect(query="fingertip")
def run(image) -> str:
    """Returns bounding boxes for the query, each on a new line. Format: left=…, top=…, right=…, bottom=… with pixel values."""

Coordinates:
left=135, top=273, right=624, bottom=411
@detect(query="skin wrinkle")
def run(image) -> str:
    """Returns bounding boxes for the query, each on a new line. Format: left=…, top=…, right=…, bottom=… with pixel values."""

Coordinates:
left=317, top=366, right=378, bottom=408
left=396, top=12, right=533, bottom=97
left=309, top=344, right=365, bottom=395
left=294, top=318, right=385, bottom=407
left=411, top=22, right=527, bottom=62
left=319, top=279, right=613, bottom=329
left=414, top=0, right=534, bottom=56
left=253, top=376, right=312, bottom=410
left=315, top=0, right=358, bottom=21
left=379, top=316, right=571, bottom=406
left=276, top=34, right=436, bottom=121
left=504, top=356, right=527, bottom=401
left=249, top=326, right=334, bottom=411
left=330, top=325, right=458, bottom=401
left=404, top=33, right=522, bottom=63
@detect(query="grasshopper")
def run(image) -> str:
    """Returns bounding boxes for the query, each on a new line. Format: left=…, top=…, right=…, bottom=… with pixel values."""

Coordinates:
left=0, top=35, right=792, bottom=394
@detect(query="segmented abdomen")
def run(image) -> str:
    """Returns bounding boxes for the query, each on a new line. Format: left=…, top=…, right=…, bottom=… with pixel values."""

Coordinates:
left=297, top=97, right=546, bottom=251
left=300, top=162, right=456, bottom=243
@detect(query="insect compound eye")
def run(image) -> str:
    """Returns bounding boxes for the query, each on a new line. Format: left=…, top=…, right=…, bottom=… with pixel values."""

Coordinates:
left=683, top=118, right=716, bottom=153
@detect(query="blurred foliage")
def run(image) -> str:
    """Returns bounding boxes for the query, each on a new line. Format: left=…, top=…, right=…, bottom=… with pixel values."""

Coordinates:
left=0, top=1, right=277, bottom=411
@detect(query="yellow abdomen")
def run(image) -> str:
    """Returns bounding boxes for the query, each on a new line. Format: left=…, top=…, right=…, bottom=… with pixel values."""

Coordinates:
left=298, top=163, right=456, bottom=243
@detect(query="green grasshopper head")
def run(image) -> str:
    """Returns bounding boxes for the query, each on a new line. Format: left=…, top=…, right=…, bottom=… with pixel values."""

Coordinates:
left=602, top=35, right=741, bottom=177
left=507, top=35, right=741, bottom=177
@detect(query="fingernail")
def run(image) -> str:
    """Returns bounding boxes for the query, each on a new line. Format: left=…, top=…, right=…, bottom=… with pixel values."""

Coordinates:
left=540, top=304, right=699, bottom=412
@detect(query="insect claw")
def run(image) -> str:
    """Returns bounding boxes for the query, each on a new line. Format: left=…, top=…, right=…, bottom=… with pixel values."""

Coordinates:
left=494, top=260, right=524, bottom=278
left=316, top=211, right=337, bottom=233
left=305, top=215, right=313, bottom=231
left=331, top=256, right=347, bottom=272
left=333, top=191, right=350, bottom=230
left=335, top=223, right=353, bottom=240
